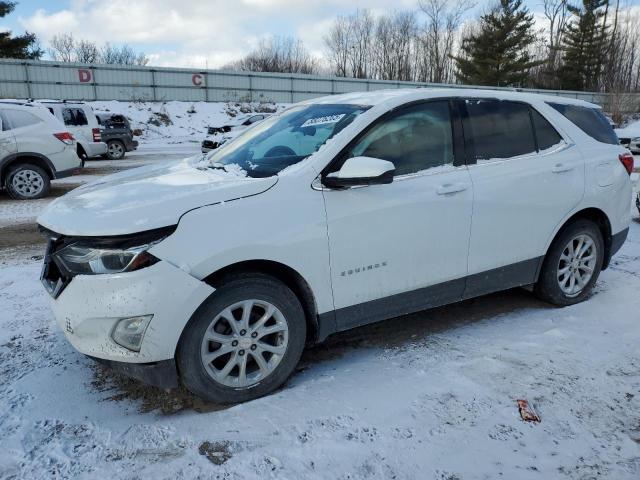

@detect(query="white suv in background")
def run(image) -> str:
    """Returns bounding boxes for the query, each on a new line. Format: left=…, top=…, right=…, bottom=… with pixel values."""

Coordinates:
left=38, top=89, right=633, bottom=404
left=42, top=101, right=107, bottom=161
left=0, top=102, right=80, bottom=200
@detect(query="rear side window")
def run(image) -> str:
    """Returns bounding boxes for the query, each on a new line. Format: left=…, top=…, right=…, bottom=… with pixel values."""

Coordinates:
left=62, top=108, right=88, bottom=126
left=1, top=109, right=42, bottom=130
left=531, top=109, right=563, bottom=150
left=547, top=103, right=618, bottom=145
left=465, top=99, right=536, bottom=160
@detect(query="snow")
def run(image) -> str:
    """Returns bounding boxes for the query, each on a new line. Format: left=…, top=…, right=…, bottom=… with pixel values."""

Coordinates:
left=1, top=208, right=640, bottom=478
left=616, top=118, right=640, bottom=138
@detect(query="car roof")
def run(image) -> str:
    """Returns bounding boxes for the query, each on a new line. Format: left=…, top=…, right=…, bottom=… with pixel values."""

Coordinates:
left=303, top=88, right=601, bottom=109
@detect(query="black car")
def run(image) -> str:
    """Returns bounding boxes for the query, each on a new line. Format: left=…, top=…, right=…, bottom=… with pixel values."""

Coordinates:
left=96, top=113, right=139, bottom=160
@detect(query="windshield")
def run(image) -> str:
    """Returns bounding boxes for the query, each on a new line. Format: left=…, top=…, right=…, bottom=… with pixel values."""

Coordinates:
left=204, top=103, right=370, bottom=177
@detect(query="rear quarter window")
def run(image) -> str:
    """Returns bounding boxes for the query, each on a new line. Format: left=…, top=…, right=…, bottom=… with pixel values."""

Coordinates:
left=548, top=103, right=618, bottom=145
left=1, top=109, right=42, bottom=130
left=62, top=108, right=89, bottom=126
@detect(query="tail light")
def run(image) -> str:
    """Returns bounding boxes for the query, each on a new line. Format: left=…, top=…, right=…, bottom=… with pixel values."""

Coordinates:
left=53, top=132, right=75, bottom=145
left=92, top=127, right=101, bottom=142
left=619, top=152, right=634, bottom=175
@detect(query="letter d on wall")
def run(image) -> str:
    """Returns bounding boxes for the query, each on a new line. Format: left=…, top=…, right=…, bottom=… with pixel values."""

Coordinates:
left=78, top=69, right=92, bottom=83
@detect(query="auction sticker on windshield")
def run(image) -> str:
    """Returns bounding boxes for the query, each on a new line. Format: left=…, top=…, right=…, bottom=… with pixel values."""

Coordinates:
left=301, top=114, right=346, bottom=127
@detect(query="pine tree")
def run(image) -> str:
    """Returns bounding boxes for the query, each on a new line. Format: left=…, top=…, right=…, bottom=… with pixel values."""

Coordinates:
left=558, top=0, right=609, bottom=91
left=453, top=0, right=541, bottom=87
left=0, top=2, right=43, bottom=59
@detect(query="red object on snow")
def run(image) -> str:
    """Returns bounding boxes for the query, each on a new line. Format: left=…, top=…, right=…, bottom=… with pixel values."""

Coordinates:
left=517, top=399, right=540, bottom=422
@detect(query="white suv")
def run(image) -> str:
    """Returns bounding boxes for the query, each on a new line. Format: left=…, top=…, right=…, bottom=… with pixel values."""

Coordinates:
left=37, top=89, right=633, bottom=403
left=42, top=101, right=108, bottom=161
left=1, top=102, right=81, bottom=200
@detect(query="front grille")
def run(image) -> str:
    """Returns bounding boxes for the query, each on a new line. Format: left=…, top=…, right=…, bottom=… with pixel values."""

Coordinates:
left=40, top=229, right=72, bottom=299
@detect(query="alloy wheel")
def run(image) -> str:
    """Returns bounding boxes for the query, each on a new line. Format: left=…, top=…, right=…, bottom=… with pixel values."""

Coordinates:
left=11, top=169, right=45, bottom=198
left=200, top=299, right=289, bottom=388
left=557, top=233, right=597, bottom=297
left=108, top=142, right=124, bottom=159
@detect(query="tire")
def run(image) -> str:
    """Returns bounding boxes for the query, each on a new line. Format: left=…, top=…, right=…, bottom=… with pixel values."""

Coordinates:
left=106, top=140, right=125, bottom=160
left=535, top=219, right=604, bottom=306
left=177, top=273, right=306, bottom=404
left=4, top=163, right=51, bottom=200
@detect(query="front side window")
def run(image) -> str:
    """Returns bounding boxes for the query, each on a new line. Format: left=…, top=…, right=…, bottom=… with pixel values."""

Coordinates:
left=547, top=103, right=618, bottom=145
left=206, top=104, right=369, bottom=177
left=343, top=101, right=454, bottom=176
left=466, top=99, right=537, bottom=161
left=1, top=109, right=42, bottom=130
left=62, top=108, right=88, bottom=126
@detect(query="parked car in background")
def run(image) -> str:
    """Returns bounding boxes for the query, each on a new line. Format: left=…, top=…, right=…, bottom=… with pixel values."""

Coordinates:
left=42, top=101, right=107, bottom=161
left=201, top=113, right=270, bottom=153
left=96, top=113, right=139, bottom=160
left=0, top=102, right=80, bottom=200
left=615, top=122, right=640, bottom=154
left=38, top=89, right=632, bottom=404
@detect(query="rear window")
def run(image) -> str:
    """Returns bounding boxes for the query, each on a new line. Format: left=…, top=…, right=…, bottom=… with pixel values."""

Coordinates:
left=0, top=109, right=42, bottom=130
left=548, top=103, right=618, bottom=145
left=62, top=108, right=88, bottom=126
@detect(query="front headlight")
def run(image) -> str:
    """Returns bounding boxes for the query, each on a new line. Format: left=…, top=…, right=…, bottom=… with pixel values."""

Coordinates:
left=54, top=243, right=159, bottom=275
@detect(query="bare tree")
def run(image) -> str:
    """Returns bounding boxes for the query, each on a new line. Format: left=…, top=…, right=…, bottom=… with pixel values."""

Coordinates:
left=48, top=33, right=75, bottom=62
left=101, top=43, right=149, bottom=65
left=324, top=15, right=351, bottom=77
left=373, top=11, right=418, bottom=81
left=232, top=36, right=318, bottom=74
left=74, top=39, right=100, bottom=63
left=417, top=0, right=474, bottom=83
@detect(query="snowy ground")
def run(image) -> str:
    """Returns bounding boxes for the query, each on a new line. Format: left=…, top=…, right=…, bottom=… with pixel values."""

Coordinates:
left=0, top=104, right=640, bottom=479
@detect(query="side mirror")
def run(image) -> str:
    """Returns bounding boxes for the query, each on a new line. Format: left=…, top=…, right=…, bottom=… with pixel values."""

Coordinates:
left=323, top=156, right=395, bottom=188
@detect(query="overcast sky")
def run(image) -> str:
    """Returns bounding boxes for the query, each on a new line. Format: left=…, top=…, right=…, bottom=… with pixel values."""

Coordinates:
left=2, top=0, right=639, bottom=68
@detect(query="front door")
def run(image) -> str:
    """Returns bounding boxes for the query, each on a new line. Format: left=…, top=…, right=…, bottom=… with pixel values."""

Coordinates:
left=321, top=100, right=474, bottom=330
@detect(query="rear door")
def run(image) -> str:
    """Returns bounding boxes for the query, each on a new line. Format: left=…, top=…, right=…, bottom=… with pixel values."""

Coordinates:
left=462, top=98, right=584, bottom=297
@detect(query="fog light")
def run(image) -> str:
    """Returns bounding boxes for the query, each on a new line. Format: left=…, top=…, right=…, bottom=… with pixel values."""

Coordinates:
left=111, top=315, right=153, bottom=352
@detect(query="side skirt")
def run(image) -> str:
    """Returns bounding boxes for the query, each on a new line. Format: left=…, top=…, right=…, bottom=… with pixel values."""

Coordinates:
left=317, top=256, right=543, bottom=338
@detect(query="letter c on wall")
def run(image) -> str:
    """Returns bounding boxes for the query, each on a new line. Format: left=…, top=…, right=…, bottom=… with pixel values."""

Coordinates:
left=192, top=74, right=203, bottom=86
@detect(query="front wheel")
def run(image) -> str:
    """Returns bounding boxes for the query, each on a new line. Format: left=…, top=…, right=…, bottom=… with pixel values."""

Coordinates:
left=4, top=163, right=51, bottom=200
left=535, top=220, right=604, bottom=306
left=177, top=274, right=306, bottom=404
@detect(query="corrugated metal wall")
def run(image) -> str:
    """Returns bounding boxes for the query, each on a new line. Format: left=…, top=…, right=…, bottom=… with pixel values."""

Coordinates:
left=0, top=58, right=633, bottom=108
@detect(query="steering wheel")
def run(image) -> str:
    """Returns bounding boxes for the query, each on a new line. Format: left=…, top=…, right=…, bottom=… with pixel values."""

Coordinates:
left=265, top=146, right=296, bottom=157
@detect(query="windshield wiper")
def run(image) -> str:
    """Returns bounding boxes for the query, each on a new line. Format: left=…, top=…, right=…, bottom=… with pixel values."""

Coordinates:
left=207, top=162, right=228, bottom=172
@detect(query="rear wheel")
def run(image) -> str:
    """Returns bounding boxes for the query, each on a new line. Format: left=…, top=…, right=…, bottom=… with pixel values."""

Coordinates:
left=535, top=220, right=604, bottom=306
left=106, top=140, right=125, bottom=160
left=177, top=274, right=306, bottom=404
left=4, top=163, right=51, bottom=200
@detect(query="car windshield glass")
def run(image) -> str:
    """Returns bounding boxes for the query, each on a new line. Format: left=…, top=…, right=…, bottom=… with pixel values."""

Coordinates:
left=204, top=103, right=370, bottom=177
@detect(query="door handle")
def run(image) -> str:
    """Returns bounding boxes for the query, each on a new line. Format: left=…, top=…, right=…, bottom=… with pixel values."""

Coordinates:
left=552, top=163, right=574, bottom=173
left=436, top=183, right=468, bottom=195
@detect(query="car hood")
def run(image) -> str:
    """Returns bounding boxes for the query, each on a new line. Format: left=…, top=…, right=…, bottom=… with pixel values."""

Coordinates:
left=37, top=157, right=277, bottom=237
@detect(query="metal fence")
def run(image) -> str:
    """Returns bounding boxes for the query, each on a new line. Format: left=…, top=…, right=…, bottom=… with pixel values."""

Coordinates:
left=0, top=58, right=637, bottom=109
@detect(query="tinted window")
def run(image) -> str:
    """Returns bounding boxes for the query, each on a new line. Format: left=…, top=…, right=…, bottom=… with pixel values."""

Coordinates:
left=2, top=109, right=42, bottom=130
left=548, top=103, right=618, bottom=145
left=62, top=108, right=88, bottom=126
left=531, top=109, right=563, bottom=150
left=346, top=101, right=454, bottom=176
left=466, top=99, right=536, bottom=160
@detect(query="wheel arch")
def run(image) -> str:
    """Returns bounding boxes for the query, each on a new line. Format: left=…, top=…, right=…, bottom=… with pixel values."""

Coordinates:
left=202, top=259, right=323, bottom=345
left=0, top=152, right=55, bottom=184
left=545, top=207, right=613, bottom=272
